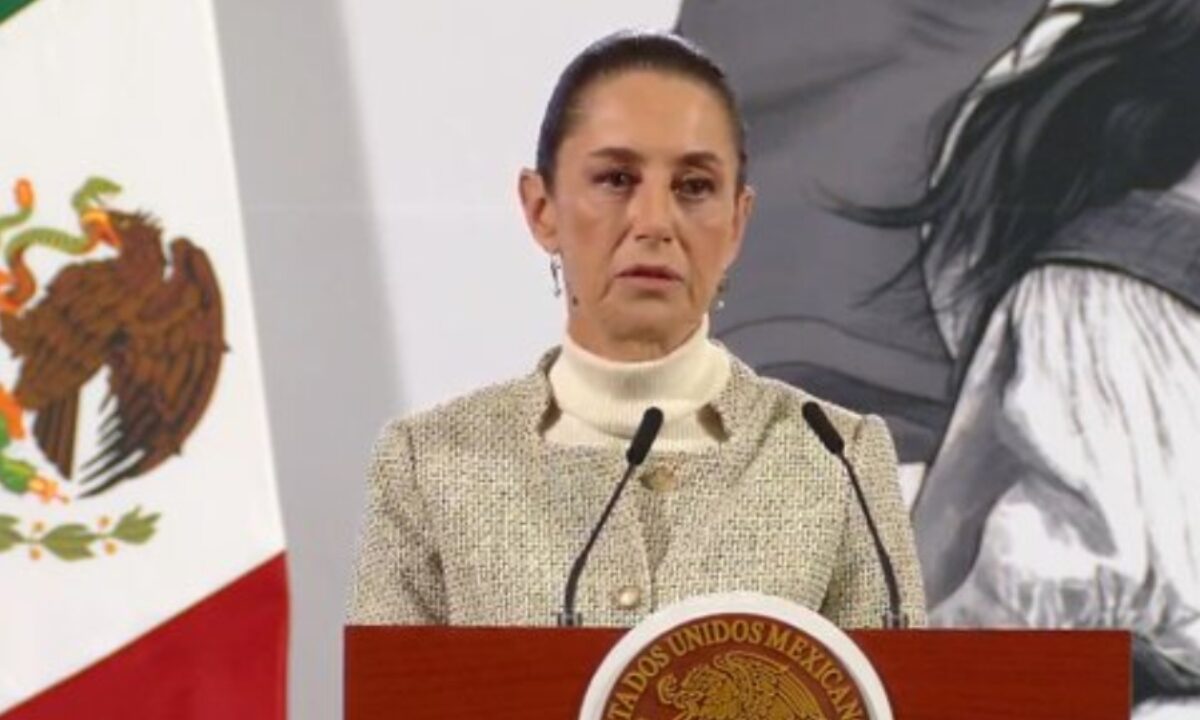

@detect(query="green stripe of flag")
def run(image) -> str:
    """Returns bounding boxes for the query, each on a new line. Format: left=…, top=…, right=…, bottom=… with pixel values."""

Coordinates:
left=0, top=0, right=38, bottom=26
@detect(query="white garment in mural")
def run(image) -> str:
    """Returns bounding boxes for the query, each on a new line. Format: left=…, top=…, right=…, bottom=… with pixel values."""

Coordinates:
left=929, top=259, right=1200, bottom=688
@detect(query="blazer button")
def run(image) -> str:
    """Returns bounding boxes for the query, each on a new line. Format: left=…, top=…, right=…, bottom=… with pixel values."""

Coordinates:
left=640, top=465, right=678, bottom=493
left=614, top=585, right=643, bottom=610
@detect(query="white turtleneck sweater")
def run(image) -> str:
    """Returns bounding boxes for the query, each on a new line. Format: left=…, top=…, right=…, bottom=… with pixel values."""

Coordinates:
left=545, top=317, right=732, bottom=451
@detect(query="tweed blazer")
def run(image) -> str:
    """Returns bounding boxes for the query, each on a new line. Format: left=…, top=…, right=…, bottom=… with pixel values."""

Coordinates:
left=347, top=350, right=926, bottom=628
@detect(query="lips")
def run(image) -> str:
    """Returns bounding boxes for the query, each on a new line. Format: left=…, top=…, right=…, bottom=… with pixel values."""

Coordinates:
left=617, top=264, right=683, bottom=281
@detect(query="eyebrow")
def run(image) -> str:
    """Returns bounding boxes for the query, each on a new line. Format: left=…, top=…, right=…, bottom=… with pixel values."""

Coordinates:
left=679, top=151, right=723, bottom=172
left=587, top=147, right=727, bottom=172
left=587, top=147, right=643, bottom=164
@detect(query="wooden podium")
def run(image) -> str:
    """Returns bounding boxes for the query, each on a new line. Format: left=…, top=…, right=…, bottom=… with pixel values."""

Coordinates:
left=345, top=626, right=1130, bottom=719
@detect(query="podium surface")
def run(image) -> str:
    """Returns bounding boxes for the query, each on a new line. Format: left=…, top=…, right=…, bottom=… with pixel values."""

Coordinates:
left=346, top=626, right=1129, bottom=719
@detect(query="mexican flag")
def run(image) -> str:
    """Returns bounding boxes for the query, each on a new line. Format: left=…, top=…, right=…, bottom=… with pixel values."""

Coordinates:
left=0, top=0, right=287, bottom=717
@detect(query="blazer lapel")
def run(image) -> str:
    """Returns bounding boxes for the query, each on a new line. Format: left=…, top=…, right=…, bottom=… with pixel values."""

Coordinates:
left=518, top=353, right=653, bottom=624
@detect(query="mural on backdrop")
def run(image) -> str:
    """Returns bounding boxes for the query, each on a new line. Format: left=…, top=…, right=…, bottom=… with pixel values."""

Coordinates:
left=680, top=0, right=1200, bottom=713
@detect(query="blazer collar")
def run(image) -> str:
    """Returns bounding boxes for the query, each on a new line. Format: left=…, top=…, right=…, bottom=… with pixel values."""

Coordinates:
left=516, top=345, right=762, bottom=443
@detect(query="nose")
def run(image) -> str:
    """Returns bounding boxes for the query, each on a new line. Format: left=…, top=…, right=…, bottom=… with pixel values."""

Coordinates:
left=628, top=179, right=673, bottom=244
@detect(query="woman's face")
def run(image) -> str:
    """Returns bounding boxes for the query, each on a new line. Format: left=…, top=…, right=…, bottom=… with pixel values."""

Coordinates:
left=520, top=69, right=754, bottom=359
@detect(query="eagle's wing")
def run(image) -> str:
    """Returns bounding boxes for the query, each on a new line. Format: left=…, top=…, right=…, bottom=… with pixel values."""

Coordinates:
left=719, top=652, right=826, bottom=720
left=2, top=259, right=126, bottom=478
left=79, top=239, right=225, bottom=496
left=775, top=669, right=826, bottom=720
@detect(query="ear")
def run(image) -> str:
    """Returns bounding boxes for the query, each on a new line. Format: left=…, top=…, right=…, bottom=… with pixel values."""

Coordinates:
left=724, top=184, right=755, bottom=269
left=518, top=169, right=558, bottom=254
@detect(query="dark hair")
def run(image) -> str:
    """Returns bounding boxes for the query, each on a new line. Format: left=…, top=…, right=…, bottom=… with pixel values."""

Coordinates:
left=535, top=30, right=748, bottom=190
left=844, top=0, right=1200, bottom=378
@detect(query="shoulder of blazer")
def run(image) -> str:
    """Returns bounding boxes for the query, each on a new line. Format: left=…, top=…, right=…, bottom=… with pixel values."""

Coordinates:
left=391, top=351, right=556, bottom=453
left=739, top=362, right=864, bottom=424
left=736, top=366, right=870, bottom=444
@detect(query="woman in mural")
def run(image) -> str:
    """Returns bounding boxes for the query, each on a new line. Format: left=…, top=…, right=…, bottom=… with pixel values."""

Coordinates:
left=849, top=0, right=1200, bottom=711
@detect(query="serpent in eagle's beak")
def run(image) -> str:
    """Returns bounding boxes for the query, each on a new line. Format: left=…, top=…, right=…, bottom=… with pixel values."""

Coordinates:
left=80, top=208, right=121, bottom=250
left=73, top=176, right=124, bottom=250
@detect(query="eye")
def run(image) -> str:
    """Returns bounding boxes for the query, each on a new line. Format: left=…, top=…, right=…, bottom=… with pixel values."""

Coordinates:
left=594, top=169, right=638, bottom=191
left=675, top=176, right=716, bottom=200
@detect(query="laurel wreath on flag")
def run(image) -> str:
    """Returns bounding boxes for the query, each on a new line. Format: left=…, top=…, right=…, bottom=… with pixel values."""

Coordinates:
left=0, top=506, right=159, bottom=561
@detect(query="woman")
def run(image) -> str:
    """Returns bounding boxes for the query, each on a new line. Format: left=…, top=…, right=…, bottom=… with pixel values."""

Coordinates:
left=347, top=31, right=925, bottom=629
left=848, top=0, right=1200, bottom=709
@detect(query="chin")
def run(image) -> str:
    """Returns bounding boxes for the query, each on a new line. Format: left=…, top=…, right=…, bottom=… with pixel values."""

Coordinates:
left=606, top=303, right=693, bottom=342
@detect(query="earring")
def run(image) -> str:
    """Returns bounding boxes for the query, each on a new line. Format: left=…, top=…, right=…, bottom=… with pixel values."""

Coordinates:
left=714, top=275, right=728, bottom=312
left=550, top=256, right=563, bottom=298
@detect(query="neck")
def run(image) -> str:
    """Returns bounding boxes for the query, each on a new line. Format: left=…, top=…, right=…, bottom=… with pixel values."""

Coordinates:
left=547, top=315, right=731, bottom=447
left=566, top=317, right=702, bottom=363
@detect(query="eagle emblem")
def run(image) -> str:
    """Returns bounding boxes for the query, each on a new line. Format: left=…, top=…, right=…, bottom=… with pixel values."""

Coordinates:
left=657, top=651, right=829, bottom=720
left=0, top=176, right=226, bottom=561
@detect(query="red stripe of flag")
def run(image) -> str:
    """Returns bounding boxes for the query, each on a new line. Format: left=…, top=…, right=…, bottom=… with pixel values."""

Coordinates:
left=3, top=553, right=289, bottom=719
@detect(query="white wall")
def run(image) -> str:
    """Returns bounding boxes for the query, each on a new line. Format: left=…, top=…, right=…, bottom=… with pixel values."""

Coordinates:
left=211, top=2, right=679, bottom=718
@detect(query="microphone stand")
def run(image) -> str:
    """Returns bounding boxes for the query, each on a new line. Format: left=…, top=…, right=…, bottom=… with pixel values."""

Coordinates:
left=557, top=407, right=663, bottom=627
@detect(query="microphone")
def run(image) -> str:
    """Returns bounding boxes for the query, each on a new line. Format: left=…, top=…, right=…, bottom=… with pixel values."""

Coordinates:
left=802, top=401, right=906, bottom=629
left=557, top=407, right=664, bottom=627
